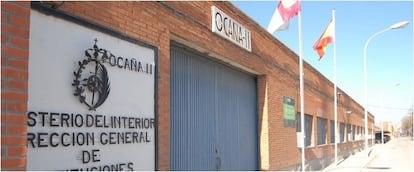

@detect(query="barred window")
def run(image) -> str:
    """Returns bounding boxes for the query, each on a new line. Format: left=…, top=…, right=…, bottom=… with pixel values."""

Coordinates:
left=317, top=117, right=327, bottom=145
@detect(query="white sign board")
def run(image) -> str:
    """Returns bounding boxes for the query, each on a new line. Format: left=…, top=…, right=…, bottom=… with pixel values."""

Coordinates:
left=211, top=6, right=252, bottom=52
left=28, top=10, right=156, bottom=170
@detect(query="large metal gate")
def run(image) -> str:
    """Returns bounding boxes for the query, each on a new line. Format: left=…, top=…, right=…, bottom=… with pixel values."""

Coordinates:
left=170, top=44, right=258, bottom=170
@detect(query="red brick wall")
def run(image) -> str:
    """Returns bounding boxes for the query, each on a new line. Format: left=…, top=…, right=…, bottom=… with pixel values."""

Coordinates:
left=1, top=1, right=374, bottom=170
left=1, top=1, right=31, bottom=171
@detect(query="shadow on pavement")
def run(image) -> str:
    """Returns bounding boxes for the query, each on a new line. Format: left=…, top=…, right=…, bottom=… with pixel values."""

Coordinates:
left=365, top=167, right=391, bottom=170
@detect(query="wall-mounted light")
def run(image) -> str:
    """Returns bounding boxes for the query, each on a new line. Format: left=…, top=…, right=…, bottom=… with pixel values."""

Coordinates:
left=40, top=1, right=65, bottom=9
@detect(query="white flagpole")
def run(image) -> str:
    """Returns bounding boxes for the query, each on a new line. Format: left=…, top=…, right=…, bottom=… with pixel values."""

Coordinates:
left=412, top=0, right=414, bottom=161
left=332, top=9, right=338, bottom=165
left=297, top=2, right=305, bottom=171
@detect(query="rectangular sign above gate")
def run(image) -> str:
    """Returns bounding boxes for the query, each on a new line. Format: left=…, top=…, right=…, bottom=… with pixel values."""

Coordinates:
left=211, top=6, right=252, bottom=52
left=28, top=10, right=156, bottom=171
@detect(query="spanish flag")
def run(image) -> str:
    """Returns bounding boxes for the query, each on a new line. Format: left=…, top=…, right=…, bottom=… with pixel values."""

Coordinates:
left=313, top=20, right=334, bottom=60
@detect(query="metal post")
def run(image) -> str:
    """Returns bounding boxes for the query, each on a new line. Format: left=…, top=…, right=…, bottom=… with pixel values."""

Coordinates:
left=381, top=120, right=384, bottom=144
left=332, top=9, right=338, bottom=165
left=297, top=8, right=305, bottom=172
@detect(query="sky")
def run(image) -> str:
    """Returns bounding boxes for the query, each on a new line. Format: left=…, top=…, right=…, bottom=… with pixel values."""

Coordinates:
left=231, top=0, right=413, bottom=125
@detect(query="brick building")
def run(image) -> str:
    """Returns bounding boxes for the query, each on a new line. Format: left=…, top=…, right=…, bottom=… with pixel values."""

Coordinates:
left=1, top=1, right=375, bottom=171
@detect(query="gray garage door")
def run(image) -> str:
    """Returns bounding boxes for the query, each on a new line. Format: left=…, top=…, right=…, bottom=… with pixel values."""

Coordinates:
left=170, top=44, right=258, bottom=170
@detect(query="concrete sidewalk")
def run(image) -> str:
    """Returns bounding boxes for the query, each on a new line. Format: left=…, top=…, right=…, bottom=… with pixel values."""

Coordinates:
left=322, top=144, right=385, bottom=172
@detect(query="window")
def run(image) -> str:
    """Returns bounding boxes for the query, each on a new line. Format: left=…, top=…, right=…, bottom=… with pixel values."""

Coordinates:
left=352, top=125, right=356, bottom=141
left=362, top=127, right=365, bottom=139
left=317, top=117, right=327, bottom=145
left=340, top=122, right=345, bottom=143
left=296, top=113, right=313, bottom=147
left=347, top=124, right=351, bottom=142
left=296, top=114, right=300, bottom=132
left=361, top=126, right=364, bottom=140
left=305, top=115, right=313, bottom=146
left=330, top=120, right=335, bottom=144
left=356, top=126, right=360, bottom=140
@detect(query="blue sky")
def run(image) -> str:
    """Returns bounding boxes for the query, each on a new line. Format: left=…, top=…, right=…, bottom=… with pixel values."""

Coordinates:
left=232, top=0, right=413, bottom=125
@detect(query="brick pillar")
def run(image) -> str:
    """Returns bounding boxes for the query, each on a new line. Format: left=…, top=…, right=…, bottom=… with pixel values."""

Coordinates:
left=1, top=1, right=30, bottom=170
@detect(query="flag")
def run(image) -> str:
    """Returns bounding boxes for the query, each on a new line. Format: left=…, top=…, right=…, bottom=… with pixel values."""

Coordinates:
left=267, top=0, right=301, bottom=33
left=313, top=20, right=334, bottom=59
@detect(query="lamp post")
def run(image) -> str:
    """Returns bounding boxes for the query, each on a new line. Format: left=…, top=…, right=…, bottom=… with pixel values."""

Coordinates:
left=363, top=21, right=409, bottom=151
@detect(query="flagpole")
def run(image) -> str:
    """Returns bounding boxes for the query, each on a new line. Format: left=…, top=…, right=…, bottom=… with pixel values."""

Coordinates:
left=297, top=3, right=305, bottom=172
left=332, top=9, right=338, bottom=166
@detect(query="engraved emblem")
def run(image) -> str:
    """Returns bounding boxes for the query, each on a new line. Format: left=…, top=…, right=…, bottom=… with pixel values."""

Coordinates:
left=72, top=39, right=110, bottom=111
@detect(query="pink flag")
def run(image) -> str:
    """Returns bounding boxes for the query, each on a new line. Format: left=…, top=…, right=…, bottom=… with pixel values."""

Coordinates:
left=267, top=0, right=301, bottom=33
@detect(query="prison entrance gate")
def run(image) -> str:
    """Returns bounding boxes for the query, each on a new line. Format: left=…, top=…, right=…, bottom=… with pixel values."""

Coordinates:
left=170, top=44, right=258, bottom=170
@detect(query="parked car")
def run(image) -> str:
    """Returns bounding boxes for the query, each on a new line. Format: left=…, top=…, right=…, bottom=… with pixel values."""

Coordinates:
left=375, top=133, right=391, bottom=143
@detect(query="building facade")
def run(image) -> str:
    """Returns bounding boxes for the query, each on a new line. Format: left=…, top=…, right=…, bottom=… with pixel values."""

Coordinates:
left=1, top=1, right=375, bottom=171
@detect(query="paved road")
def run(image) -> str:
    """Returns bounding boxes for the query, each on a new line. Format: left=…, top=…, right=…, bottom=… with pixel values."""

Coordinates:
left=362, top=137, right=414, bottom=172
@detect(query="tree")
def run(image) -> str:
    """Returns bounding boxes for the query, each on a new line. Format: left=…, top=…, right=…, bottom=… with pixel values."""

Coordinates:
left=401, top=109, right=413, bottom=137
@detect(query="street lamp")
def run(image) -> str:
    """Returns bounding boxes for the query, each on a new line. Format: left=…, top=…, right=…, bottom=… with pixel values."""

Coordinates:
left=363, top=21, right=409, bottom=151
